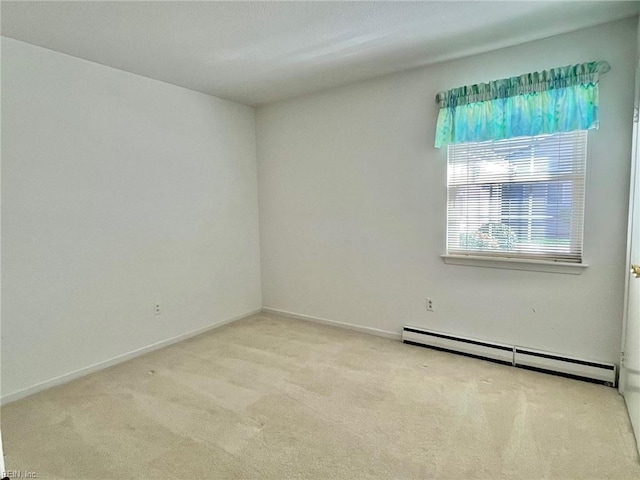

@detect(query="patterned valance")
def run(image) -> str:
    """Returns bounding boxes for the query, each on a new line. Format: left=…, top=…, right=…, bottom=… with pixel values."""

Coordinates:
left=434, top=61, right=610, bottom=148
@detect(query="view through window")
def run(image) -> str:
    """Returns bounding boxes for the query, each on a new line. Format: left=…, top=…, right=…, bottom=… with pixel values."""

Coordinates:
left=446, top=130, right=587, bottom=263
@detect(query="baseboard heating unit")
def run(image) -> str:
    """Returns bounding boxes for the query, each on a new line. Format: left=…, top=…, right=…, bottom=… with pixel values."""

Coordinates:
left=513, top=347, right=616, bottom=385
left=402, top=327, right=514, bottom=365
left=402, top=326, right=617, bottom=386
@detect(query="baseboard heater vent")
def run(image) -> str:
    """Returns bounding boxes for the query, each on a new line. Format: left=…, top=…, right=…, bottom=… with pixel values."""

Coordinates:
left=514, top=347, right=616, bottom=386
left=402, top=326, right=617, bottom=386
left=402, top=327, right=514, bottom=365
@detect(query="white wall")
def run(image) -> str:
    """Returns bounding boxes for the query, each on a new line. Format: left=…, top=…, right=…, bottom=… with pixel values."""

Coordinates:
left=257, top=17, right=638, bottom=364
left=1, top=38, right=262, bottom=400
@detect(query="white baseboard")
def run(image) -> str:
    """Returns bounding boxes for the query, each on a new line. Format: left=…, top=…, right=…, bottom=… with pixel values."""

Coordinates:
left=1, top=308, right=262, bottom=405
left=261, top=307, right=401, bottom=340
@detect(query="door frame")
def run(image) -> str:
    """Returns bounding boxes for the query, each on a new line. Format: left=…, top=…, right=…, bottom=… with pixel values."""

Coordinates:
left=619, top=59, right=640, bottom=395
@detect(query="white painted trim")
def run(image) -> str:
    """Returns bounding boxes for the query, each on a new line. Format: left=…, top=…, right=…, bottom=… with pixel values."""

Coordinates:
left=261, top=307, right=401, bottom=340
left=1, top=308, right=262, bottom=405
left=442, top=254, right=588, bottom=274
left=0, top=429, right=4, bottom=478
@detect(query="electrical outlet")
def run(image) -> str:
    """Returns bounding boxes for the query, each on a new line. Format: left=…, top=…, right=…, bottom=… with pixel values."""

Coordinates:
left=154, top=304, right=161, bottom=316
left=426, top=298, right=434, bottom=312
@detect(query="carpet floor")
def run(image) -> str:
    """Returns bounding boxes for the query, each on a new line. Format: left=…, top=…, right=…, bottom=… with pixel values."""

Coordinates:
left=3, top=313, right=640, bottom=479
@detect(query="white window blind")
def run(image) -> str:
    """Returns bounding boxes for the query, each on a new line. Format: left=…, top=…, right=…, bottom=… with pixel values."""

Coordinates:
left=446, top=131, right=587, bottom=263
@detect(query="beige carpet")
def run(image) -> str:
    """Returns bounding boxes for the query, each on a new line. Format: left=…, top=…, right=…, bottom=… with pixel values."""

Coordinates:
left=3, top=313, right=640, bottom=479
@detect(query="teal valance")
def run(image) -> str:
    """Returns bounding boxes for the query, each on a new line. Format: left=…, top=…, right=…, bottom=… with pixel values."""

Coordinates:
left=434, top=61, right=610, bottom=148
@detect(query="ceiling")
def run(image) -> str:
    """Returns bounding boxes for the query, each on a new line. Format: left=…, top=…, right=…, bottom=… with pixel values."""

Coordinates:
left=2, top=1, right=639, bottom=106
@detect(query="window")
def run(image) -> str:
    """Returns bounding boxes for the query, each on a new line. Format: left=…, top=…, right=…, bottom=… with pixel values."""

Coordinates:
left=446, top=131, right=587, bottom=263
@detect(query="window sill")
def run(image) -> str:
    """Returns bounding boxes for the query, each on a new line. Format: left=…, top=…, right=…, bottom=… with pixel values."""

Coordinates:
left=441, top=254, right=588, bottom=275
